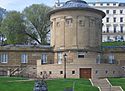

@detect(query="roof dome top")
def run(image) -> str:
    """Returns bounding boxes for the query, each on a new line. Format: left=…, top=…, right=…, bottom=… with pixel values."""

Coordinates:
left=62, top=0, right=89, bottom=8
left=70, top=0, right=87, bottom=4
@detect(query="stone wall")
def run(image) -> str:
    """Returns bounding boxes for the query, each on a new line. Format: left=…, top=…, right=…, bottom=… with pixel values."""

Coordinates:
left=37, top=59, right=122, bottom=79
left=0, top=46, right=54, bottom=77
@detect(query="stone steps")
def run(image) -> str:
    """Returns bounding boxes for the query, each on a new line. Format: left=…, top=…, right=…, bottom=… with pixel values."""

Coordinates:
left=111, top=86, right=123, bottom=91
left=91, top=78, right=123, bottom=91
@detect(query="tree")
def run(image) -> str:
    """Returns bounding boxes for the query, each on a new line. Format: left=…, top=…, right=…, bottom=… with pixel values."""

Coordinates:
left=0, top=11, right=29, bottom=44
left=0, top=7, right=6, bottom=25
left=23, top=4, right=51, bottom=45
left=0, top=7, right=6, bottom=45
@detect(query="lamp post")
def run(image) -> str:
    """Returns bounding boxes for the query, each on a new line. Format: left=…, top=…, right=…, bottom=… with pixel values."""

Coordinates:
left=63, top=53, right=67, bottom=79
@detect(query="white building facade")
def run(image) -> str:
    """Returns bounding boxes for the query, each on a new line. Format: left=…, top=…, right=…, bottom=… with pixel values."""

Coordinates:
left=88, top=2, right=125, bottom=42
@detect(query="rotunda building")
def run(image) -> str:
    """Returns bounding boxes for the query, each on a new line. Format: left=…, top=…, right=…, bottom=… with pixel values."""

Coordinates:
left=37, top=0, right=122, bottom=79
left=48, top=0, right=105, bottom=66
left=49, top=0, right=105, bottom=52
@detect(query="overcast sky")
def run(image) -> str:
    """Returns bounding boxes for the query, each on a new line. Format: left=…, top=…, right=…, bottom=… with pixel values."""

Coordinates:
left=0, top=0, right=125, bottom=11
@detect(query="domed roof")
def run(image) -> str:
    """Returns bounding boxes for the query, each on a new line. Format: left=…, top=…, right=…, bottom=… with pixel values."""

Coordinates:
left=48, top=0, right=105, bottom=18
left=62, top=0, right=89, bottom=8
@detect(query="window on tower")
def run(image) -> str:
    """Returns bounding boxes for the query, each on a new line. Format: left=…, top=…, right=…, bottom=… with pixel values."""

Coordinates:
left=66, top=19, right=72, bottom=24
left=65, top=16, right=73, bottom=26
left=56, top=22, right=60, bottom=27
left=79, top=20, right=85, bottom=27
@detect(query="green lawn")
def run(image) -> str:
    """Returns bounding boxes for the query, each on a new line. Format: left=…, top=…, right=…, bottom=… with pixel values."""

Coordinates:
left=0, top=77, right=99, bottom=91
left=47, top=78, right=99, bottom=91
left=109, top=78, right=125, bottom=91
left=102, top=41, right=125, bottom=46
left=0, top=77, right=34, bottom=91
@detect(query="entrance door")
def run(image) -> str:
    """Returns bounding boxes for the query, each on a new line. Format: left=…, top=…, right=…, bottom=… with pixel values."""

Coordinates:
left=80, top=68, right=91, bottom=79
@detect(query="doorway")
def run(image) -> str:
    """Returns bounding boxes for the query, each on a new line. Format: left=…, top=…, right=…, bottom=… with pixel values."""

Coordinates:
left=80, top=68, right=91, bottom=79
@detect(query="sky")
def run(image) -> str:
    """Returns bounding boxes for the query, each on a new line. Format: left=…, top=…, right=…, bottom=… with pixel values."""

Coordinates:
left=0, top=0, right=125, bottom=12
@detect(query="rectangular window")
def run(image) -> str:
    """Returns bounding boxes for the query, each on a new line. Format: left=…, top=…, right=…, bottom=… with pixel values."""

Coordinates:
left=114, top=26, right=116, bottom=33
left=107, top=3, right=109, bottom=6
left=72, top=71, right=75, bottom=74
left=41, top=54, right=47, bottom=64
left=79, top=20, right=85, bottom=27
left=120, top=10, right=123, bottom=14
left=0, top=53, right=8, bottom=63
left=106, top=18, right=109, bottom=22
left=113, top=17, right=116, bottom=22
left=60, top=71, right=63, bottom=74
left=120, top=17, right=123, bottom=22
left=96, top=54, right=101, bottom=64
left=113, top=3, right=116, bottom=6
left=109, top=53, right=115, bottom=64
left=78, top=52, right=85, bottom=58
left=107, top=27, right=109, bottom=33
left=113, top=10, right=116, bottom=14
left=120, top=26, right=123, bottom=33
left=65, top=18, right=73, bottom=26
left=21, top=53, right=28, bottom=63
left=100, top=3, right=103, bottom=6
left=106, top=10, right=109, bottom=14
left=57, top=53, right=63, bottom=64
left=121, top=36, right=124, bottom=41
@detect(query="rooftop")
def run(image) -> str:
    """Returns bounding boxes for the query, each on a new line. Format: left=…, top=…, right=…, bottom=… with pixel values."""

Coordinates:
left=61, top=0, right=89, bottom=8
left=48, top=0, right=105, bottom=18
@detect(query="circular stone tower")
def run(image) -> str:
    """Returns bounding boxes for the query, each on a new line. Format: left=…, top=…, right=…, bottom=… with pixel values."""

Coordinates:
left=47, top=0, right=105, bottom=78
left=49, top=0, right=105, bottom=52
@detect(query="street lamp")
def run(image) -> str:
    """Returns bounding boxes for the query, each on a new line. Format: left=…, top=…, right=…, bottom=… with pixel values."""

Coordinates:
left=63, top=53, right=67, bottom=79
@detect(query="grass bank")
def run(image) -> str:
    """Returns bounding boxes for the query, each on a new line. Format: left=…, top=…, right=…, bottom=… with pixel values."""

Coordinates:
left=0, top=77, right=99, bottom=91
left=109, top=78, right=125, bottom=91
